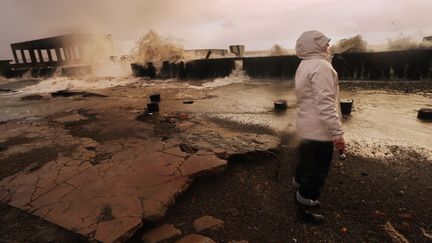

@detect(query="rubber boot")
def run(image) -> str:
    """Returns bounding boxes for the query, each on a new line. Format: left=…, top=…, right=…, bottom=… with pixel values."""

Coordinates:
left=296, top=203, right=324, bottom=225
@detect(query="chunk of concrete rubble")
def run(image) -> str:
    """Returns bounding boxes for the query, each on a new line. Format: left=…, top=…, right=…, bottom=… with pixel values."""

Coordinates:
left=195, top=150, right=215, bottom=156
left=142, top=224, right=182, bottom=243
left=176, top=121, right=195, bottom=132
left=193, top=215, right=224, bottom=232
left=0, top=138, right=193, bottom=243
left=79, top=137, right=100, bottom=150
left=180, top=132, right=280, bottom=156
left=163, top=146, right=190, bottom=158
left=93, top=217, right=142, bottom=243
left=21, top=94, right=45, bottom=101
left=211, top=148, right=227, bottom=158
left=179, top=143, right=197, bottom=154
left=179, top=155, right=227, bottom=177
left=175, top=234, right=216, bottom=243
left=54, top=113, right=88, bottom=123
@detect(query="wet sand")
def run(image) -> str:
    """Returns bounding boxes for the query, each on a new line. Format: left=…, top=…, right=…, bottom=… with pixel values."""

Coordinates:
left=0, top=76, right=431, bottom=242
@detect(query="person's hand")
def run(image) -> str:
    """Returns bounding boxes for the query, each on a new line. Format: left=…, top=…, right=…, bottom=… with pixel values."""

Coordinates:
left=334, top=136, right=345, bottom=153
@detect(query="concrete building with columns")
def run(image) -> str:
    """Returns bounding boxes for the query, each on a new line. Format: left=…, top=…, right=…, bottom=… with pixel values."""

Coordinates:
left=0, top=33, right=114, bottom=77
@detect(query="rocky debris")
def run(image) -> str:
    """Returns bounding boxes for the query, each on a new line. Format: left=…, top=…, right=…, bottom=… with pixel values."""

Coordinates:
left=183, top=100, right=194, bottom=104
left=180, top=132, right=280, bottom=156
left=176, top=121, right=196, bottom=132
left=53, top=114, right=89, bottom=123
left=340, top=227, right=349, bottom=233
left=211, top=148, right=228, bottom=159
left=193, top=215, right=224, bottom=232
left=79, top=138, right=99, bottom=150
left=380, top=221, right=409, bottom=243
left=176, top=113, right=189, bottom=120
left=21, top=94, right=45, bottom=101
left=179, top=143, right=197, bottom=154
left=175, top=234, right=216, bottom=243
left=94, top=217, right=142, bottom=243
left=51, top=90, right=108, bottom=98
left=179, top=155, right=228, bottom=177
left=163, top=146, right=190, bottom=158
left=97, top=205, right=114, bottom=222
left=142, top=224, right=182, bottom=243
left=195, top=150, right=215, bottom=156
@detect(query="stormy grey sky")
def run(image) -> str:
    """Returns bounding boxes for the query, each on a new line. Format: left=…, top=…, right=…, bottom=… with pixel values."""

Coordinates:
left=0, top=0, right=431, bottom=59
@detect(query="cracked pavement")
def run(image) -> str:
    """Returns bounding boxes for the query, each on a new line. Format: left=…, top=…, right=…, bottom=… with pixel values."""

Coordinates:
left=0, top=91, right=280, bottom=242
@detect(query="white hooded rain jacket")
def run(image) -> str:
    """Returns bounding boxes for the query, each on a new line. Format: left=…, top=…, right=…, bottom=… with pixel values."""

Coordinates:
left=294, top=30, right=344, bottom=141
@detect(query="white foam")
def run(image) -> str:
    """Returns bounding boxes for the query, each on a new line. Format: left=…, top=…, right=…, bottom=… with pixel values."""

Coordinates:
left=16, top=76, right=141, bottom=94
left=189, top=60, right=250, bottom=90
left=347, top=137, right=432, bottom=162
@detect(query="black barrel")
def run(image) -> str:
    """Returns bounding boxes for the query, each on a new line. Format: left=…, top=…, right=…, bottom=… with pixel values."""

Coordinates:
left=150, top=94, right=161, bottom=102
left=147, top=102, right=159, bottom=113
left=274, top=99, right=288, bottom=110
left=340, top=100, right=353, bottom=115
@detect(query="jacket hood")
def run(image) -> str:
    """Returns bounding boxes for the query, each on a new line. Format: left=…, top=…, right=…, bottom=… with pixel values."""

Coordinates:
left=295, top=30, right=331, bottom=60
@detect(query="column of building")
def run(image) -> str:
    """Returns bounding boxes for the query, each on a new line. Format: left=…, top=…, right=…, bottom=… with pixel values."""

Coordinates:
left=20, top=50, right=27, bottom=63
left=10, top=43, right=84, bottom=66
left=37, top=49, right=44, bottom=63
left=29, top=49, right=37, bottom=63
left=12, top=48, right=19, bottom=64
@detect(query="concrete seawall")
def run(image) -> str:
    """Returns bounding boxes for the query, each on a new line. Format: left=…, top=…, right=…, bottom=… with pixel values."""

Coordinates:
left=132, top=49, right=432, bottom=81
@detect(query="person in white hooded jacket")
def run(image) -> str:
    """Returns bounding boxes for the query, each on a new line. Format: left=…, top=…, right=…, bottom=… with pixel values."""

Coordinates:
left=293, top=30, right=345, bottom=224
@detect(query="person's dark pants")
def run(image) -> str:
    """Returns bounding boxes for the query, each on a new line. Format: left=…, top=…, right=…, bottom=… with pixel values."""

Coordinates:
left=295, top=139, right=334, bottom=201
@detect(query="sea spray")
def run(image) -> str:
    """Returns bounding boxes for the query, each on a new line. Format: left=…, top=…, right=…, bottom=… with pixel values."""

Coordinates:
left=131, top=30, right=185, bottom=72
left=269, top=44, right=289, bottom=56
left=16, top=76, right=140, bottom=94
left=77, top=35, right=133, bottom=77
left=386, top=35, right=432, bottom=50
left=331, top=35, right=368, bottom=53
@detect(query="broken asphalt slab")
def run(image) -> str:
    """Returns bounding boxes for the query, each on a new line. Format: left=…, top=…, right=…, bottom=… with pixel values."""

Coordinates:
left=0, top=111, right=280, bottom=242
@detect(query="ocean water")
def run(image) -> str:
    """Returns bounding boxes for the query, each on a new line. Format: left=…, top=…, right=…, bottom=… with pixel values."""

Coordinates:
left=0, top=70, right=431, bottom=161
